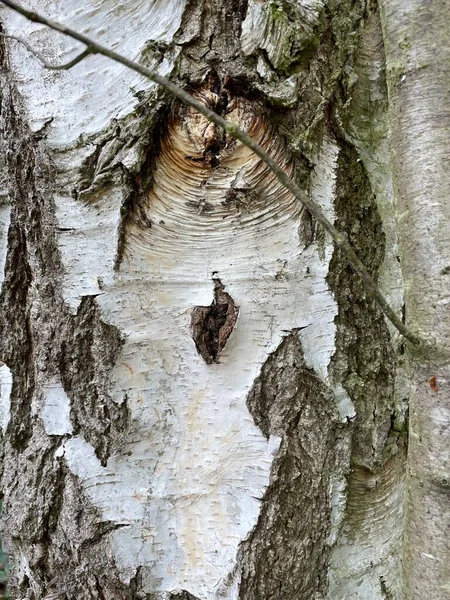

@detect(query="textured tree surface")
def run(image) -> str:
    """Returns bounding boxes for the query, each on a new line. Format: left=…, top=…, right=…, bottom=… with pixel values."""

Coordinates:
left=0, top=0, right=448, bottom=599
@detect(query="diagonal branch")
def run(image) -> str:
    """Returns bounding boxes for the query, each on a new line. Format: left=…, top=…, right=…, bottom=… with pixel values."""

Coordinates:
left=0, top=0, right=422, bottom=346
left=0, top=32, right=93, bottom=69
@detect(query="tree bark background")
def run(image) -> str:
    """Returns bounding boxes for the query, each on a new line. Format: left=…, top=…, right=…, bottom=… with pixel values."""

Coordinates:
left=0, top=0, right=443, bottom=599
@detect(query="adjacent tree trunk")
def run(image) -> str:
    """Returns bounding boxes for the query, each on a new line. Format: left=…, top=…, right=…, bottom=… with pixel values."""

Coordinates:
left=379, top=1, right=450, bottom=598
left=0, top=1, right=447, bottom=599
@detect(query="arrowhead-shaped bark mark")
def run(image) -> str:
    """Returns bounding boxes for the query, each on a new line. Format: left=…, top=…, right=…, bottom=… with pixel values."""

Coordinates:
left=191, top=278, right=239, bottom=364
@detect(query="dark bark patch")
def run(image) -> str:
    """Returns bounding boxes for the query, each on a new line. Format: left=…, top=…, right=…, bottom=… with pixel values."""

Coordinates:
left=175, top=0, right=249, bottom=71
left=380, top=575, right=395, bottom=599
left=191, top=277, right=239, bottom=364
left=0, top=222, right=34, bottom=450
left=0, top=437, right=128, bottom=600
left=58, top=296, right=129, bottom=466
left=298, top=208, right=315, bottom=249
left=129, top=568, right=201, bottom=600
left=168, top=591, right=200, bottom=600
left=327, top=141, right=396, bottom=468
left=41, top=472, right=131, bottom=600
left=223, top=181, right=263, bottom=214
left=0, top=77, right=36, bottom=451
left=142, top=590, right=200, bottom=600
left=239, top=332, right=339, bottom=600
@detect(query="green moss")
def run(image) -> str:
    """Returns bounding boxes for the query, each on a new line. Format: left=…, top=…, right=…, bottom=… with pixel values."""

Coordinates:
left=268, top=0, right=285, bottom=21
left=398, top=36, right=411, bottom=51
left=261, top=1, right=323, bottom=76
left=276, top=0, right=368, bottom=157
left=139, top=40, right=170, bottom=68
left=386, top=61, right=407, bottom=89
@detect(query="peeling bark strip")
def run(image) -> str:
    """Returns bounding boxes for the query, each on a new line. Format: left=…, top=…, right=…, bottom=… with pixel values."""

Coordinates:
left=191, top=278, right=239, bottom=364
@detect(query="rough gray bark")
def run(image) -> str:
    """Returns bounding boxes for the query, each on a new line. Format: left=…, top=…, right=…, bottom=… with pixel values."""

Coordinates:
left=1, top=0, right=443, bottom=598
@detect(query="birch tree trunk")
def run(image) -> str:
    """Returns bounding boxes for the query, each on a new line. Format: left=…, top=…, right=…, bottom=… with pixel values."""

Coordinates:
left=0, top=0, right=445, bottom=599
left=379, top=1, right=450, bottom=598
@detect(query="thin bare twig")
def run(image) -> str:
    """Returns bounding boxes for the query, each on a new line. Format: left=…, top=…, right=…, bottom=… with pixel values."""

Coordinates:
left=0, top=0, right=422, bottom=346
left=0, top=32, right=93, bottom=69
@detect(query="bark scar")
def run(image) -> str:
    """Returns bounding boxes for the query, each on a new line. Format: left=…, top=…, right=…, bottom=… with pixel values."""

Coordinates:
left=191, top=277, right=239, bottom=364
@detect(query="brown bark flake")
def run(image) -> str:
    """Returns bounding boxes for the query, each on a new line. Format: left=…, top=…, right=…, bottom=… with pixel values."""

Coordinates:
left=428, top=375, right=438, bottom=393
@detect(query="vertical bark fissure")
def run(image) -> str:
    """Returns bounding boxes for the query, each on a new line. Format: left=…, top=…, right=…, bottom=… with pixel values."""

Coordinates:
left=327, top=139, right=405, bottom=598
left=0, top=34, right=35, bottom=452
left=328, top=141, right=395, bottom=468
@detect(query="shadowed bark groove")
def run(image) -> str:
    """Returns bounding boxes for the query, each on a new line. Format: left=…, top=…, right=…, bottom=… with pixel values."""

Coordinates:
left=240, top=332, right=340, bottom=600
left=326, top=139, right=405, bottom=597
left=328, top=140, right=396, bottom=468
